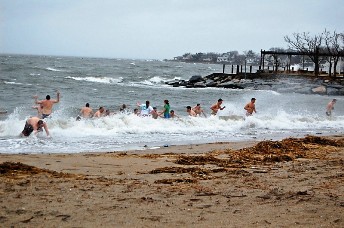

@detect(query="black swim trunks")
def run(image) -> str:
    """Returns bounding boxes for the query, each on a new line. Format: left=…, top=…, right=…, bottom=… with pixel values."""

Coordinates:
left=42, top=113, right=50, bottom=119
left=21, top=122, right=34, bottom=136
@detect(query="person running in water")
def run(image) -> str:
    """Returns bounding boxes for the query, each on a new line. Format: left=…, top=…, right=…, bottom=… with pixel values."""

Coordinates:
left=20, top=116, right=50, bottom=137
left=326, top=99, right=337, bottom=116
left=193, top=103, right=207, bottom=117
left=210, top=99, right=225, bottom=115
left=244, top=98, right=257, bottom=116
left=79, top=103, right=94, bottom=118
left=34, top=91, right=60, bottom=119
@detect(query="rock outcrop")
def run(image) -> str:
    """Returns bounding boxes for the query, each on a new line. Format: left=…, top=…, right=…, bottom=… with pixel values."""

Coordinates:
left=165, top=73, right=344, bottom=96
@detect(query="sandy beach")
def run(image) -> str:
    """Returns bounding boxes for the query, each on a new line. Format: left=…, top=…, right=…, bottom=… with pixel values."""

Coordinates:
left=1, top=135, right=343, bottom=227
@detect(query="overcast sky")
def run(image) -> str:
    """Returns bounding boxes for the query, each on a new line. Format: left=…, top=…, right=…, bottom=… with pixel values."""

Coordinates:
left=0, top=0, right=343, bottom=59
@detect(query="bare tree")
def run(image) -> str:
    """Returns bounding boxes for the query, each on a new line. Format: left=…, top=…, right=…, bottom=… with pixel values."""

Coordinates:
left=324, top=30, right=344, bottom=77
left=284, top=32, right=324, bottom=76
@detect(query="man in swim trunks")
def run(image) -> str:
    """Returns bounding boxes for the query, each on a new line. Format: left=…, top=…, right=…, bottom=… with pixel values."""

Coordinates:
left=244, top=98, right=257, bottom=116
left=151, top=107, right=159, bottom=119
left=170, top=110, right=179, bottom=118
left=193, top=103, right=206, bottom=117
left=186, top=106, right=197, bottom=117
left=210, top=99, right=225, bottom=115
left=34, top=91, right=60, bottom=119
left=79, top=103, right=94, bottom=118
left=326, top=99, right=336, bottom=116
left=20, top=116, right=50, bottom=137
left=94, top=107, right=105, bottom=118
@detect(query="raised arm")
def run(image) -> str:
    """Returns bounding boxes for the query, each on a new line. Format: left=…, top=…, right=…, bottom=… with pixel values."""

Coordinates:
left=53, top=91, right=60, bottom=103
left=33, top=95, right=42, bottom=104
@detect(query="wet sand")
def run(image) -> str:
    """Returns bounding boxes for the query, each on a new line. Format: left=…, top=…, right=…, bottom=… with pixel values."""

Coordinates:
left=0, top=135, right=343, bottom=227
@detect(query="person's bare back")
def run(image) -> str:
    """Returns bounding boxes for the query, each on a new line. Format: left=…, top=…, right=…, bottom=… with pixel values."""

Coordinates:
left=35, top=91, right=60, bottom=118
left=80, top=103, right=93, bottom=118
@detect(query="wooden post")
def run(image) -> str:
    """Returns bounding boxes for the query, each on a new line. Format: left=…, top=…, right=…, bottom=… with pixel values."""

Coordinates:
left=236, top=65, right=240, bottom=74
left=231, top=65, right=234, bottom=73
left=240, top=65, right=243, bottom=73
left=250, top=65, right=252, bottom=73
left=222, top=64, right=225, bottom=73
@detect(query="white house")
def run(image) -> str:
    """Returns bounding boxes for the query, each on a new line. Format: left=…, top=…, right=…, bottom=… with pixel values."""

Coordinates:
left=217, top=54, right=229, bottom=62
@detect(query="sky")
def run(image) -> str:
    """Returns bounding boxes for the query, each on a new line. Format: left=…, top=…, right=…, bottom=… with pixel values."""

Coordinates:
left=0, top=0, right=343, bottom=59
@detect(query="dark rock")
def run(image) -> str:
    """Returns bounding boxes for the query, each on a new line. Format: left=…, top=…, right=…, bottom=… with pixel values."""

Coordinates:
left=179, top=80, right=188, bottom=87
left=194, top=82, right=206, bottom=88
left=326, top=84, right=344, bottom=89
left=189, top=75, right=204, bottom=83
left=206, top=81, right=218, bottom=87
left=218, top=82, right=244, bottom=89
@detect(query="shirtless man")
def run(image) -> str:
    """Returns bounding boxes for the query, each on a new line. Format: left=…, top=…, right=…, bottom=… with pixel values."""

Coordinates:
left=244, top=98, right=257, bottom=116
left=326, top=99, right=337, bottom=116
left=93, top=107, right=105, bottom=118
left=34, top=91, right=60, bottom=119
left=20, top=116, right=50, bottom=137
left=186, top=106, right=197, bottom=117
left=79, top=103, right=93, bottom=118
left=193, top=103, right=206, bottom=117
left=151, top=107, right=160, bottom=119
left=170, top=110, right=179, bottom=118
left=210, top=99, right=225, bottom=115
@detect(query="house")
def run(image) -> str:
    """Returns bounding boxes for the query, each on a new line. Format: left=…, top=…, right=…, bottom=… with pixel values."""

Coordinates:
left=217, top=54, right=229, bottom=62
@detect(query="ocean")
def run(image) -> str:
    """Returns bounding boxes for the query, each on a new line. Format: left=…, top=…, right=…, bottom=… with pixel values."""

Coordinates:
left=0, top=54, right=343, bottom=154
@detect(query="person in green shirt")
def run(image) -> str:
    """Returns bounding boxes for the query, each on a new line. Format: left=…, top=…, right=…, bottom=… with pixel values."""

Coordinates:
left=159, top=100, right=170, bottom=118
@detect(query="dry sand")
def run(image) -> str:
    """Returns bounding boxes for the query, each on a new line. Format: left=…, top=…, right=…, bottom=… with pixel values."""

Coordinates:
left=0, top=135, right=343, bottom=227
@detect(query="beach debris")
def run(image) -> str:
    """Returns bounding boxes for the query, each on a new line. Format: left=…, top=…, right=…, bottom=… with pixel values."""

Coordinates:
left=147, top=136, right=344, bottom=183
left=0, top=162, right=79, bottom=179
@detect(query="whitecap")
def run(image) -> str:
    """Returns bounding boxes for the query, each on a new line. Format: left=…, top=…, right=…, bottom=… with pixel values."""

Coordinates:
left=65, top=76, right=123, bottom=84
left=46, top=67, right=63, bottom=72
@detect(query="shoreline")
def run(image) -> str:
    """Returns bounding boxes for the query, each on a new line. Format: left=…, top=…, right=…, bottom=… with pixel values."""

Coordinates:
left=1, top=135, right=343, bottom=227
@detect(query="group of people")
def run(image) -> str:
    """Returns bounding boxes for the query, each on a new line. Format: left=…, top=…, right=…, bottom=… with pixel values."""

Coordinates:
left=77, top=98, right=254, bottom=119
left=20, top=91, right=60, bottom=137
left=20, top=90, right=338, bottom=137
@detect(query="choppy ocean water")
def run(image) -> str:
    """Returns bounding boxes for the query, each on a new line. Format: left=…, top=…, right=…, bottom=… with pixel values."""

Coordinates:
left=0, top=54, right=343, bottom=154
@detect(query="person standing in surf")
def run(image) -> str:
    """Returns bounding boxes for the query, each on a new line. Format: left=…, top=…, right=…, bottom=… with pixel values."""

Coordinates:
left=79, top=103, right=94, bottom=119
left=34, top=90, right=60, bottom=119
left=193, top=103, right=207, bottom=117
left=210, top=98, right=225, bottom=115
left=159, top=100, right=170, bottom=118
left=137, top=101, right=154, bottom=117
left=326, top=99, right=337, bottom=116
left=186, top=106, right=197, bottom=117
left=244, top=98, right=257, bottom=116
left=93, top=107, right=105, bottom=118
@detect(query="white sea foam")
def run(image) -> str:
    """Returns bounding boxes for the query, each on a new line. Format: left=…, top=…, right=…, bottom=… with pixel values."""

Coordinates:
left=1, top=108, right=343, bottom=153
left=4, top=81, right=23, bottom=85
left=65, top=76, right=123, bottom=84
left=46, top=67, right=63, bottom=72
left=29, top=73, right=41, bottom=76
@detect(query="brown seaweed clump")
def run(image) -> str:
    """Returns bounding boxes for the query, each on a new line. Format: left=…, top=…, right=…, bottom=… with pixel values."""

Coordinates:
left=173, top=136, right=344, bottom=168
left=0, top=162, right=77, bottom=179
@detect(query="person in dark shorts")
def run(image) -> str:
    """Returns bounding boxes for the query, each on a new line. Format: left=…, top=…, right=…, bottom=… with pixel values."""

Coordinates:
left=20, top=117, right=50, bottom=137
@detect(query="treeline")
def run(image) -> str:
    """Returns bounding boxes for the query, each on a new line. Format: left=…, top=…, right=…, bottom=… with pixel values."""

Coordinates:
left=172, top=30, right=344, bottom=77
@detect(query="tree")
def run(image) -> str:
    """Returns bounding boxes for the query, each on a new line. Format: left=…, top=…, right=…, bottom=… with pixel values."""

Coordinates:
left=284, top=32, right=324, bottom=76
left=324, top=30, right=344, bottom=77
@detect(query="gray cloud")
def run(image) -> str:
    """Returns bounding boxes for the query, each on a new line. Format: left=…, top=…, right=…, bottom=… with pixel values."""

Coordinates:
left=0, top=0, right=343, bottom=59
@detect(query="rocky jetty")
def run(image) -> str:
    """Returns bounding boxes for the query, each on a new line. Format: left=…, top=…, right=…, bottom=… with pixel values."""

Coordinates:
left=165, top=73, right=344, bottom=96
